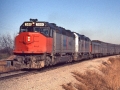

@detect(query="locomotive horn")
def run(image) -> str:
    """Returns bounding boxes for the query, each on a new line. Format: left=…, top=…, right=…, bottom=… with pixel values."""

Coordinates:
left=30, top=18, right=38, bottom=22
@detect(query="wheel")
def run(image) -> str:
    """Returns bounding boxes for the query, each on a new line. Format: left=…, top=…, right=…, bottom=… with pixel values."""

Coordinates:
left=67, top=55, right=73, bottom=63
left=69, top=56, right=73, bottom=62
left=45, top=56, right=51, bottom=66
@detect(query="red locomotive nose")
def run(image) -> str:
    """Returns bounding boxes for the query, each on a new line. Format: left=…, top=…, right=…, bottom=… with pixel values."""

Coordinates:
left=23, top=35, right=34, bottom=44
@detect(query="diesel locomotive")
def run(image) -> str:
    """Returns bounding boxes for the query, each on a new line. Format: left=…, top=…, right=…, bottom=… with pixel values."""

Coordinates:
left=13, top=19, right=120, bottom=69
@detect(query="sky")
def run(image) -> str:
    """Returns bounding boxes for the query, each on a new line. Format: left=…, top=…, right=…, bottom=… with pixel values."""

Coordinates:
left=0, top=0, right=120, bottom=44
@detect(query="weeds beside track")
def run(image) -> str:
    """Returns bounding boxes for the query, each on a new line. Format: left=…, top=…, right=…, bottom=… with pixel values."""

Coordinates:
left=62, top=56, right=120, bottom=90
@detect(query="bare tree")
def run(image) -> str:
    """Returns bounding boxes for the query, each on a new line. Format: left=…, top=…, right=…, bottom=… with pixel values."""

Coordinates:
left=0, top=34, right=2, bottom=50
left=0, top=33, right=14, bottom=55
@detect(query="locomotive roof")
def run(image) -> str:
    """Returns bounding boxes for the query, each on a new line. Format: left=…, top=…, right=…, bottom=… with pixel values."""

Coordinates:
left=74, top=32, right=91, bottom=41
left=22, top=20, right=74, bottom=36
left=22, top=19, right=91, bottom=38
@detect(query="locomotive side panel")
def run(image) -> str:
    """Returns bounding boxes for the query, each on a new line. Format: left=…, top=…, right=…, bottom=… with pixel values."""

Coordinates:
left=53, top=29, right=75, bottom=54
left=53, top=31, right=61, bottom=53
left=73, top=33, right=91, bottom=60
left=67, top=36, right=75, bottom=53
left=85, top=38, right=91, bottom=54
left=62, top=35, right=75, bottom=53
left=46, top=37, right=53, bottom=53
left=62, top=34, right=67, bottom=52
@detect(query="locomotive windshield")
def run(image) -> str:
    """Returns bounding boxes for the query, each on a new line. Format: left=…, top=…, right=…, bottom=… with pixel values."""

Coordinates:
left=20, top=26, right=50, bottom=36
left=19, top=20, right=54, bottom=37
left=34, top=27, right=49, bottom=36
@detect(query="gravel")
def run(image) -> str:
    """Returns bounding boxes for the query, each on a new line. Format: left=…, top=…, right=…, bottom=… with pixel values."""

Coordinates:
left=0, top=56, right=117, bottom=90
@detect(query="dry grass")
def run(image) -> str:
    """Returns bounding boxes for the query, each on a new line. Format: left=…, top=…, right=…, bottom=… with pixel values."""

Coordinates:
left=0, top=53, right=10, bottom=60
left=62, top=56, right=120, bottom=90
left=0, top=60, right=15, bottom=73
left=0, top=66, right=9, bottom=73
left=0, top=65, right=15, bottom=73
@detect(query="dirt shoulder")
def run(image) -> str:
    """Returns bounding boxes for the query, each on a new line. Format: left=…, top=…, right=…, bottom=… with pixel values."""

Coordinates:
left=0, top=55, right=118, bottom=90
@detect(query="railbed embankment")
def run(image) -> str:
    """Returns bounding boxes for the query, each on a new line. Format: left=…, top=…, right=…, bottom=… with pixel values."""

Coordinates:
left=0, top=55, right=17, bottom=73
left=62, top=55, right=120, bottom=90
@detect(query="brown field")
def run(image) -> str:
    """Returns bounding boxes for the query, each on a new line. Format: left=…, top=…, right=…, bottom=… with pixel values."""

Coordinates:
left=0, top=66, right=11, bottom=73
left=0, top=55, right=16, bottom=73
left=0, top=53, right=10, bottom=60
left=0, top=60, right=15, bottom=73
left=0, top=65, right=16, bottom=73
left=62, top=57, right=120, bottom=90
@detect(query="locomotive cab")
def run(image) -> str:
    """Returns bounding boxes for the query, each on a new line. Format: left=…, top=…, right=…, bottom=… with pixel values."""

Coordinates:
left=20, top=23, right=51, bottom=37
left=14, top=19, right=53, bottom=55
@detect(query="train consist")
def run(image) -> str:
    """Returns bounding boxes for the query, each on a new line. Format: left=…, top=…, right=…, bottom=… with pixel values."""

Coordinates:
left=13, top=19, right=120, bottom=69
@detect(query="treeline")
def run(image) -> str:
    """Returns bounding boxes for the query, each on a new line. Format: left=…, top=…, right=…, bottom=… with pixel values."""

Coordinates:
left=0, top=34, right=14, bottom=59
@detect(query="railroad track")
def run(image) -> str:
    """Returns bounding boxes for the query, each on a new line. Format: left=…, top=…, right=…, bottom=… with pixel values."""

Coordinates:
left=0, top=60, right=77, bottom=80
left=0, top=55, right=118, bottom=80
left=0, top=70, right=29, bottom=80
